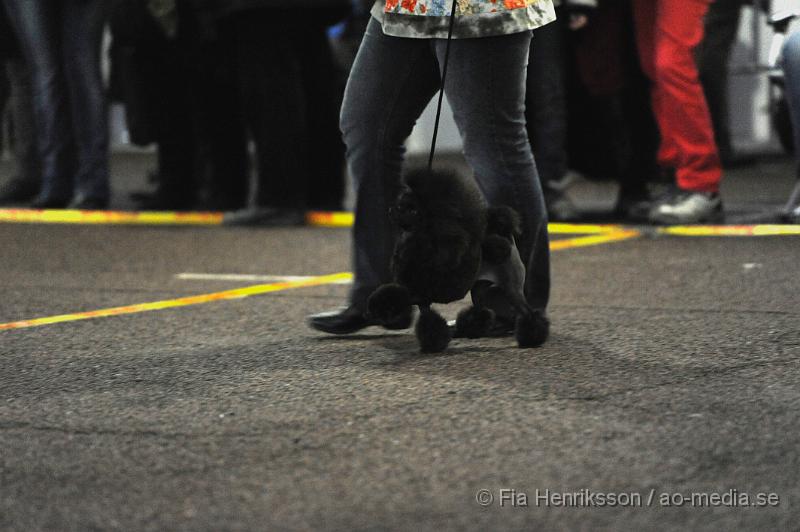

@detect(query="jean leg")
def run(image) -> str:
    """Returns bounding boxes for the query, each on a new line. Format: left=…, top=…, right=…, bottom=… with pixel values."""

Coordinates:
left=783, top=31, right=800, bottom=163
left=6, top=58, right=40, bottom=186
left=526, top=19, right=568, bottom=187
left=3, top=0, right=72, bottom=201
left=62, top=0, right=109, bottom=202
left=437, top=30, right=550, bottom=311
left=343, top=17, right=441, bottom=309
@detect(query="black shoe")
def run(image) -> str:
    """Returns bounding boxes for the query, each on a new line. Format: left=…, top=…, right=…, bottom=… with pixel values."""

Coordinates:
left=30, top=195, right=70, bottom=209
left=308, top=305, right=411, bottom=335
left=223, top=207, right=306, bottom=227
left=0, top=178, right=39, bottom=205
left=67, top=197, right=109, bottom=210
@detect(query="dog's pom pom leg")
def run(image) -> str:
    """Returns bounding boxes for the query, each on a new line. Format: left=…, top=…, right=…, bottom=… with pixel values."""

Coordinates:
left=455, top=305, right=495, bottom=338
left=367, top=283, right=413, bottom=329
left=415, top=307, right=451, bottom=353
left=515, top=309, right=550, bottom=348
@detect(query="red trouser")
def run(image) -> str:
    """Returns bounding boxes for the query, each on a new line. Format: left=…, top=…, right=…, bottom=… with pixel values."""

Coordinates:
left=632, top=0, right=722, bottom=193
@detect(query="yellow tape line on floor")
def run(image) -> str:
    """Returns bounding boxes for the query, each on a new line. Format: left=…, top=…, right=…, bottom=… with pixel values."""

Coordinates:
left=0, top=208, right=633, bottom=235
left=0, top=208, right=223, bottom=225
left=4, top=208, right=800, bottom=237
left=306, top=212, right=628, bottom=234
left=0, top=272, right=353, bottom=331
left=550, top=229, right=642, bottom=251
left=306, top=211, right=354, bottom=228
left=548, top=223, right=627, bottom=234
left=659, top=224, right=800, bottom=237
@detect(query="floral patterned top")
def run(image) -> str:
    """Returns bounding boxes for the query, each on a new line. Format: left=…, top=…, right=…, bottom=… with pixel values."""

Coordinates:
left=370, top=0, right=556, bottom=39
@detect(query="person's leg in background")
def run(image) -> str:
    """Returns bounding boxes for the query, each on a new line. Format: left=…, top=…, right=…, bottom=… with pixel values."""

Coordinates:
left=781, top=30, right=800, bottom=221
left=0, top=57, right=40, bottom=204
left=783, top=31, right=800, bottom=162
left=0, top=3, right=11, bottom=160
left=149, top=36, right=198, bottom=211
left=118, top=1, right=200, bottom=211
left=184, top=12, right=249, bottom=212
left=222, top=9, right=310, bottom=226
left=0, top=64, right=6, bottom=153
left=309, top=17, right=442, bottom=333
left=61, top=0, right=109, bottom=209
left=632, top=0, right=723, bottom=224
left=696, top=0, right=746, bottom=167
left=569, top=0, right=658, bottom=220
left=3, top=0, right=74, bottom=208
left=442, top=30, right=550, bottom=314
left=302, top=10, right=347, bottom=212
left=526, top=15, right=576, bottom=221
left=631, top=0, right=678, bottom=171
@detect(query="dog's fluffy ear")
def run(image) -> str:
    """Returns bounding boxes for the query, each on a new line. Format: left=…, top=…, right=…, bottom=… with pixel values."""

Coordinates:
left=487, top=206, right=522, bottom=239
left=481, top=234, right=512, bottom=264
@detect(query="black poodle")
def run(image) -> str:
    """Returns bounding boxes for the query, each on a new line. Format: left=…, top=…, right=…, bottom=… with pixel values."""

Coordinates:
left=367, top=169, right=549, bottom=353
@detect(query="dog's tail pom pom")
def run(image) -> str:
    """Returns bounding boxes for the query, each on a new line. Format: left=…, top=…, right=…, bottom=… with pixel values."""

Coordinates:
left=515, top=310, right=550, bottom=348
left=455, top=305, right=495, bottom=338
left=367, top=283, right=412, bottom=326
left=487, top=206, right=522, bottom=238
left=482, top=234, right=512, bottom=264
left=415, top=307, right=451, bottom=353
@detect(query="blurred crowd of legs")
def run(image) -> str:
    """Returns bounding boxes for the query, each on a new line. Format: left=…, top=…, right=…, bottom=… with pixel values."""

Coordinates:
left=0, top=0, right=798, bottom=224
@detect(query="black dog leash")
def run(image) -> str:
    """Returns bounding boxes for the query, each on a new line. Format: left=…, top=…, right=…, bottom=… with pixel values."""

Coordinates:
left=427, top=0, right=460, bottom=171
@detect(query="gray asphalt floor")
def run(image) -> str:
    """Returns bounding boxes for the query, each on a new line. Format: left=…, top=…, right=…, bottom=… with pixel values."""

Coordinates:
left=1, top=153, right=799, bottom=531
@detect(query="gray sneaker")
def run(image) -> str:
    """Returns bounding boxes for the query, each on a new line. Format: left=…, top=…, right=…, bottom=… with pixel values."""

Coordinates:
left=649, top=190, right=723, bottom=224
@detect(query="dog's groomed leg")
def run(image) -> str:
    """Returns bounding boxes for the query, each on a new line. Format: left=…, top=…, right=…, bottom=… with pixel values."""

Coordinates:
left=513, top=304, right=550, bottom=348
left=415, top=303, right=451, bottom=353
left=367, top=283, right=414, bottom=329
left=454, top=305, right=495, bottom=338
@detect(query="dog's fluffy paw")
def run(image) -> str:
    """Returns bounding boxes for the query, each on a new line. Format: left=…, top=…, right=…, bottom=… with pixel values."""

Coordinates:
left=415, top=308, right=451, bottom=353
left=368, top=283, right=412, bottom=326
left=515, top=310, right=549, bottom=348
left=455, top=306, right=495, bottom=338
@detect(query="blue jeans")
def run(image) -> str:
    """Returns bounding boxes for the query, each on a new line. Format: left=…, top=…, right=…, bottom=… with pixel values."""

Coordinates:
left=3, top=0, right=109, bottom=203
left=783, top=31, right=800, bottom=165
left=342, top=18, right=550, bottom=312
